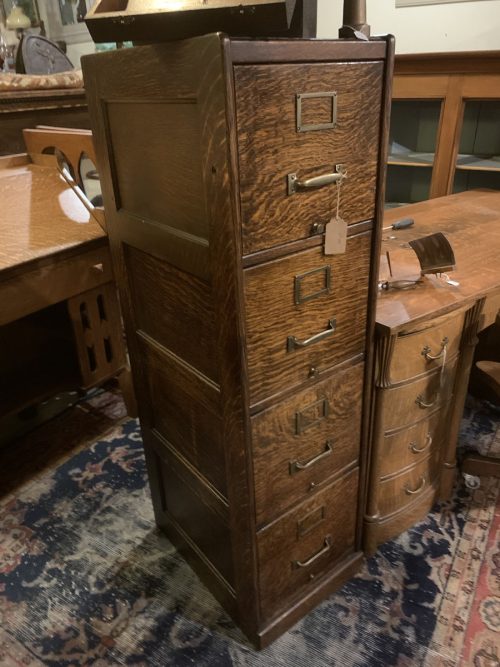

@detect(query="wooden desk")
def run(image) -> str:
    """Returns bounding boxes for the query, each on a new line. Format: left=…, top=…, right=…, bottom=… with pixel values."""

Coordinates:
left=365, top=190, right=500, bottom=552
left=0, top=153, right=126, bottom=431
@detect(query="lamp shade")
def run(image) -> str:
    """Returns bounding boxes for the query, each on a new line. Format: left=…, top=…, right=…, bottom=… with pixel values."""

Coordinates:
left=6, top=6, right=31, bottom=30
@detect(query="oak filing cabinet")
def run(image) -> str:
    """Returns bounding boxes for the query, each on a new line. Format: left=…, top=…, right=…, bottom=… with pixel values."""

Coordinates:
left=83, top=33, right=394, bottom=647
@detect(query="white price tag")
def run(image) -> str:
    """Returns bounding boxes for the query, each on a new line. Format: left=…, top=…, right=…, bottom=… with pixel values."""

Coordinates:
left=324, top=216, right=347, bottom=255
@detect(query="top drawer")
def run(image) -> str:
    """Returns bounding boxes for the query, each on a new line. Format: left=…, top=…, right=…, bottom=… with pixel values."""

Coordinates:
left=234, top=61, right=384, bottom=256
left=389, top=310, right=465, bottom=385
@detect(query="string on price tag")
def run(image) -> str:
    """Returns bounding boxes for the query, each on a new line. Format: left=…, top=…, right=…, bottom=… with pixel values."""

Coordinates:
left=324, top=169, right=347, bottom=255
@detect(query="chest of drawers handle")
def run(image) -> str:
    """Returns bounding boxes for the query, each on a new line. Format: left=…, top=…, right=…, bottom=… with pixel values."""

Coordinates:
left=416, top=393, right=439, bottom=409
left=405, top=476, right=426, bottom=496
left=409, top=434, right=432, bottom=454
left=287, top=165, right=346, bottom=196
left=287, top=319, right=337, bottom=352
left=292, top=535, right=332, bottom=569
left=422, top=337, right=449, bottom=361
left=289, top=441, right=333, bottom=475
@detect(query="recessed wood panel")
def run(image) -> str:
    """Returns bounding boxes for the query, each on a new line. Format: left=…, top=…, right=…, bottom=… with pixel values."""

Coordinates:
left=106, top=101, right=207, bottom=239
left=156, top=449, right=234, bottom=586
left=125, top=245, right=219, bottom=381
left=139, top=336, right=227, bottom=496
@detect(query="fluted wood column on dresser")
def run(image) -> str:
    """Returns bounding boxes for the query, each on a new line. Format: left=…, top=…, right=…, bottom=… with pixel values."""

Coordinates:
left=82, top=33, right=394, bottom=647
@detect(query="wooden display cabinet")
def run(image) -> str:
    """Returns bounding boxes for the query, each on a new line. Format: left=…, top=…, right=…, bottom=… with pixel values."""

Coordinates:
left=386, top=51, right=500, bottom=208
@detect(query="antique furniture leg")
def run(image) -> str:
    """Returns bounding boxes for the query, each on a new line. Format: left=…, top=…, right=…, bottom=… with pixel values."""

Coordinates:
left=439, top=299, right=485, bottom=499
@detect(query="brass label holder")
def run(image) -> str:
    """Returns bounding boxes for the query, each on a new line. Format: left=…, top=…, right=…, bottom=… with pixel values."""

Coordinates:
left=296, top=91, right=337, bottom=133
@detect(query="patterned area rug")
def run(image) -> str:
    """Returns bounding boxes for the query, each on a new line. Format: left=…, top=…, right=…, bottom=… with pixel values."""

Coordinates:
left=0, top=395, right=499, bottom=666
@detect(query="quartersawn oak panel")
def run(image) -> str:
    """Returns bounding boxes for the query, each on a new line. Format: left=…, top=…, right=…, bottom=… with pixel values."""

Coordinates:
left=251, top=362, right=363, bottom=527
left=155, top=444, right=234, bottom=587
left=106, top=101, right=207, bottom=239
left=125, top=244, right=219, bottom=381
left=257, top=467, right=358, bottom=620
left=139, top=334, right=227, bottom=496
left=235, top=62, right=383, bottom=255
left=244, top=232, right=371, bottom=406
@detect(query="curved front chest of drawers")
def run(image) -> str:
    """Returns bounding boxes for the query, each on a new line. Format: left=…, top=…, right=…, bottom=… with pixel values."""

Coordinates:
left=364, top=309, right=465, bottom=553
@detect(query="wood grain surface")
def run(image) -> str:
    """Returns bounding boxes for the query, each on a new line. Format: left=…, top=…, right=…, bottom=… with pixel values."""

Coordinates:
left=138, top=333, right=227, bottom=496
left=381, top=356, right=457, bottom=433
left=377, top=450, right=440, bottom=518
left=0, top=163, right=104, bottom=275
left=83, top=33, right=394, bottom=648
left=125, top=245, right=219, bottom=382
left=364, top=481, right=437, bottom=554
left=235, top=61, right=383, bottom=255
left=257, top=466, right=358, bottom=620
left=388, top=309, right=465, bottom=385
left=378, top=406, right=446, bottom=479
left=251, top=362, right=363, bottom=527
left=244, top=232, right=371, bottom=406
left=379, top=190, right=500, bottom=333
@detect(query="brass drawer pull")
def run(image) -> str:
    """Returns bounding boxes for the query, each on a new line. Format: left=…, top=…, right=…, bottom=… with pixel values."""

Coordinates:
left=405, top=476, right=426, bottom=496
left=287, top=164, right=346, bottom=196
left=289, top=441, right=333, bottom=475
left=409, top=434, right=432, bottom=454
left=422, top=337, right=448, bottom=361
left=293, top=535, right=332, bottom=568
left=287, top=319, right=337, bottom=352
left=416, top=393, right=439, bottom=409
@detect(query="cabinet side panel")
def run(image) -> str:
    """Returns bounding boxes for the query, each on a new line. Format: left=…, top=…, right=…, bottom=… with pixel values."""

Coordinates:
left=82, top=35, right=245, bottom=622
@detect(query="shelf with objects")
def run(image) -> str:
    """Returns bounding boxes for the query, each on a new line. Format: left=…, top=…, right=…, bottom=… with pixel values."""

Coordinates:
left=385, top=51, right=500, bottom=208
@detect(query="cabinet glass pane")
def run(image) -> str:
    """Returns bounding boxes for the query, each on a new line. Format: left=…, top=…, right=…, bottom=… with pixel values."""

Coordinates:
left=386, top=100, right=442, bottom=207
left=453, top=101, right=500, bottom=193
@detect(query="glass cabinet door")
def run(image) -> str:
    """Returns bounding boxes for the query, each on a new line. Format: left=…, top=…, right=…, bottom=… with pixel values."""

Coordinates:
left=386, top=100, right=442, bottom=209
left=453, top=101, right=500, bottom=194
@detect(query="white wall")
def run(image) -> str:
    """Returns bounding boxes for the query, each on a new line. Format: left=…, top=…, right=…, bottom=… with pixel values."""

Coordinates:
left=317, top=0, right=500, bottom=53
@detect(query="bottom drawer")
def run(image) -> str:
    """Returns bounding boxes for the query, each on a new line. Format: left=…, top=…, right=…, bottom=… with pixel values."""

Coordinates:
left=257, top=467, right=358, bottom=620
left=378, top=452, right=440, bottom=518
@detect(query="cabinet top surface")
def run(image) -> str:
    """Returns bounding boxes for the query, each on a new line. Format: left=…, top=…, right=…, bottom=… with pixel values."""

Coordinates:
left=0, top=156, right=105, bottom=276
left=377, top=190, right=500, bottom=333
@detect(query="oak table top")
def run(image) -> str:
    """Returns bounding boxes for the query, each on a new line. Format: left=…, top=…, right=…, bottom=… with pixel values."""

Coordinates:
left=0, top=155, right=105, bottom=280
left=378, top=190, right=500, bottom=335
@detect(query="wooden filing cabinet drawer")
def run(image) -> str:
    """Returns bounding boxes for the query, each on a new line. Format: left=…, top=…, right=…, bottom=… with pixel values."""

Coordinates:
left=257, top=467, right=358, bottom=619
left=379, top=407, right=447, bottom=479
left=389, top=311, right=465, bottom=384
left=245, top=232, right=371, bottom=406
left=251, top=362, right=363, bottom=527
left=377, top=451, right=440, bottom=518
left=382, top=357, right=457, bottom=433
left=234, top=62, right=384, bottom=255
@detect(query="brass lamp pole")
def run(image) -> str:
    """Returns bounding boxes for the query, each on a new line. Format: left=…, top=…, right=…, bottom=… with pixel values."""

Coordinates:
left=339, top=0, right=370, bottom=39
